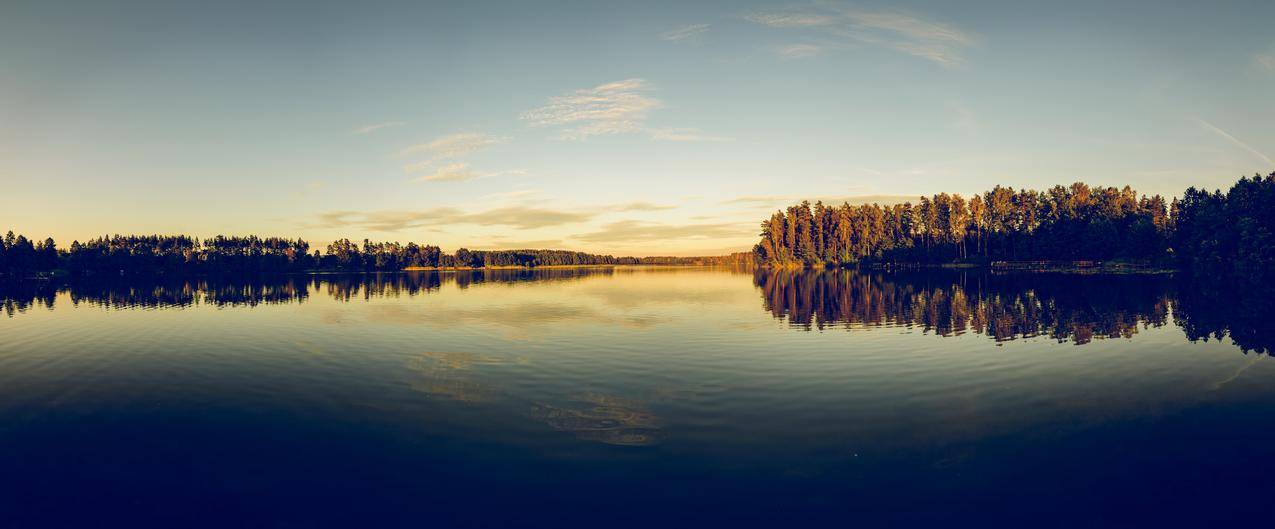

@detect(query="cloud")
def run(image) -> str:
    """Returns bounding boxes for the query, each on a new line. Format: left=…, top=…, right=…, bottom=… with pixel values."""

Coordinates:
left=648, top=127, right=733, bottom=142
left=746, top=6, right=977, bottom=68
left=473, top=238, right=567, bottom=250
left=312, top=206, right=597, bottom=232
left=463, top=206, right=590, bottom=229
left=1257, top=53, right=1275, bottom=71
left=776, top=43, right=824, bottom=59
left=398, top=132, right=518, bottom=182
left=721, top=194, right=916, bottom=208
left=615, top=201, right=676, bottom=212
left=746, top=12, right=838, bottom=28
left=406, top=162, right=526, bottom=183
left=1196, top=118, right=1274, bottom=166
left=720, top=195, right=792, bottom=205
left=660, top=24, right=709, bottom=41
left=413, top=162, right=479, bottom=182
left=572, top=220, right=753, bottom=243
left=522, top=79, right=728, bottom=142
left=400, top=132, right=505, bottom=158
left=521, top=79, right=664, bottom=140
left=353, top=121, right=405, bottom=135
left=483, top=189, right=542, bottom=201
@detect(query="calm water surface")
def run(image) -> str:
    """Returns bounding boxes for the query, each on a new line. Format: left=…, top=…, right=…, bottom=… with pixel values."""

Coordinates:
left=3, top=267, right=1274, bottom=527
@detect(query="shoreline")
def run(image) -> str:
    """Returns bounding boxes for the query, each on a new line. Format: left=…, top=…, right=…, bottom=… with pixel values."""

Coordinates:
left=760, top=260, right=1177, bottom=275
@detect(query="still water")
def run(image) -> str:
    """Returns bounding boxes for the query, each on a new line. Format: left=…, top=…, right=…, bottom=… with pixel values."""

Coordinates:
left=2, top=267, right=1274, bottom=526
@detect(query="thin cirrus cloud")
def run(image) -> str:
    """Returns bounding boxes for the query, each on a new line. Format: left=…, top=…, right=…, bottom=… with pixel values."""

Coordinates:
left=722, top=194, right=916, bottom=208
left=314, top=206, right=597, bottom=232
left=659, top=24, right=709, bottom=41
left=615, top=201, right=677, bottom=212
left=411, top=162, right=527, bottom=183
left=776, top=43, right=824, bottom=59
left=353, top=121, right=405, bottom=134
left=521, top=79, right=663, bottom=140
left=1257, top=54, right=1275, bottom=71
left=400, top=132, right=519, bottom=182
left=571, top=220, right=754, bottom=243
left=746, top=6, right=978, bottom=67
left=473, top=238, right=568, bottom=250
left=521, top=79, right=729, bottom=142
left=400, top=132, right=505, bottom=159
left=647, top=128, right=733, bottom=142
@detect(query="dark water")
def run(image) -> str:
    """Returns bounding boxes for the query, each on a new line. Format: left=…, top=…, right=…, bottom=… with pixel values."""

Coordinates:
left=3, top=268, right=1274, bottom=527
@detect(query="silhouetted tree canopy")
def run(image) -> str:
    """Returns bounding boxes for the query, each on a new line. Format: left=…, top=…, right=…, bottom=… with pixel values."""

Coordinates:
left=0, top=231, right=743, bottom=277
left=754, top=180, right=1184, bottom=266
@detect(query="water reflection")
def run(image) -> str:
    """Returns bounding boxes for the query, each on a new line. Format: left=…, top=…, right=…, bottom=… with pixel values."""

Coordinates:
left=531, top=393, right=663, bottom=446
left=4, top=267, right=1273, bottom=354
left=406, top=351, right=526, bottom=403
left=755, top=268, right=1274, bottom=353
left=0, top=269, right=611, bottom=314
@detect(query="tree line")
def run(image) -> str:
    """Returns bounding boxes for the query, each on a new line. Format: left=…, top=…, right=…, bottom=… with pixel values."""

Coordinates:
left=0, top=232, right=744, bottom=277
left=753, top=173, right=1275, bottom=280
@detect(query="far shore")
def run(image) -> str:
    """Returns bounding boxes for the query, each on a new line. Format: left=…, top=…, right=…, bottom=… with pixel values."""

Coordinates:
left=401, top=264, right=620, bottom=271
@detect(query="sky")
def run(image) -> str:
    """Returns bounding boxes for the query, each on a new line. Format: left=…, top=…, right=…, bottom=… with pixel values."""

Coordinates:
left=2, top=0, right=1273, bottom=256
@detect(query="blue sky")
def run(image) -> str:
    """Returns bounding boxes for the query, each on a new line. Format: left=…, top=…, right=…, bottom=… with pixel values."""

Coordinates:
left=2, top=0, right=1273, bottom=255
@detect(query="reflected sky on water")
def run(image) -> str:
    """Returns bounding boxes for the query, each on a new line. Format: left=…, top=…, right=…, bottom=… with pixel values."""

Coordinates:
left=3, top=267, right=1275, bottom=526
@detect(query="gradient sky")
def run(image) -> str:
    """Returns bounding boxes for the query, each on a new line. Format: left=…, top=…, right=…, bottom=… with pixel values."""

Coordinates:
left=3, top=0, right=1273, bottom=255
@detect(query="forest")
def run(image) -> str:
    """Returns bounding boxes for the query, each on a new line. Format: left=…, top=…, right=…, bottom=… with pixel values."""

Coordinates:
left=0, top=232, right=749, bottom=277
left=3, top=173, right=1270, bottom=278
left=753, top=173, right=1275, bottom=281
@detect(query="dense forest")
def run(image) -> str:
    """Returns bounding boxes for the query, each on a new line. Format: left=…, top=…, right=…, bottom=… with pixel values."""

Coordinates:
left=0, top=232, right=746, bottom=277
left=753, top=173, right=1275, bottom=281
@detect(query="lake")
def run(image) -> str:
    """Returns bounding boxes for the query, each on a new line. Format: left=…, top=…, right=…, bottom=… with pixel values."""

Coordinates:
left=3, top=267, right=1274, bottom=527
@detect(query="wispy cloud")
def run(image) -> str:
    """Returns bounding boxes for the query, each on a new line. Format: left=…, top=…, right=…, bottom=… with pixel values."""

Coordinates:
left=776, top=43, right=824, bottom=59
left=572, top=220, right=753, bottom=243
left=1257, top=53, right=1275, bottom=71
left=522, top=79, right=728, bottom=142
left=1196, top=118, right=1274, bottom=165
left=521, top=79, right=664, bottom=140
left=400, top=132, right=515, bottom=183
left=660, top=24, right=709, bottom=42
left=483, top=189, right=542, bottom=202
left=410, top=162, right=526, bottom=183
left=400, top=132, right=504, bottom=158
left=473, top=238, right=568, bottom=250
left=616, top=201, right=677, bottom=212
left=648, top=127, right=733, bottom=142
left=312, top=206, right=596, bottom=232
left=747, top=5, right=978, bottom=68
left=411, top=162, right=477, bottom=182
left=353, top=121, right=405, bottom=135
left=721, top=194, right=916, bottom=208
left=746, top=12, right=838, bottom=28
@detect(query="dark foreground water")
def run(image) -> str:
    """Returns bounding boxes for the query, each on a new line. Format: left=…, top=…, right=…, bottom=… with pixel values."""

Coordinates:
left=3, top=267, right=1275, bottom=527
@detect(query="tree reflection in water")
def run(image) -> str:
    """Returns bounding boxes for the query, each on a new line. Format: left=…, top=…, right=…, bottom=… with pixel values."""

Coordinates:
left=3, top=267, right=1272, bottom=354
left=754, top=268, right=1274, bottom=353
